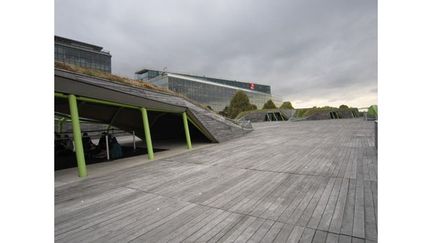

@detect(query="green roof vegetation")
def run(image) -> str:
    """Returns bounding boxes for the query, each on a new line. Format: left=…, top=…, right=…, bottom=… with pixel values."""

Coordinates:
left=262, top=99, right=277, bottom=109
left=368, top=105, right=378, bottom=118
left=220, top=91, right=257, bottom=119
left=293, top=106, right=359, bottom=118
left=55, top=62, right=214, bottom=113
left=280, top=101, right=294, bottom=109
left=55, top=62, right=177, bottom=95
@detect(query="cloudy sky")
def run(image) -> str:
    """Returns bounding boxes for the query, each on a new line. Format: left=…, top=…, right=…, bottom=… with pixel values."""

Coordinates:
left=55, top=0, right=376, bottom=108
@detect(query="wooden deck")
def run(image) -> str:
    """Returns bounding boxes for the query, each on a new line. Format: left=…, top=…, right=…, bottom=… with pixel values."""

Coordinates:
left=55, top=119, right=377, bottom=242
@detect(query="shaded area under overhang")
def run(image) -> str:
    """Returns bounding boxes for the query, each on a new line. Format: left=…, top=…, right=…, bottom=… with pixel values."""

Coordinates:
left=54, top=97, right=211, bottom=142
left=55, top=69, right=217, bottom=142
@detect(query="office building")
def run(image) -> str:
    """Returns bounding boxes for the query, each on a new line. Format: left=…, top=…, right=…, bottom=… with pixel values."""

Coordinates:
left=55, top=36, right=112, bottom=73
left=135, top=68, right=282, bottom=111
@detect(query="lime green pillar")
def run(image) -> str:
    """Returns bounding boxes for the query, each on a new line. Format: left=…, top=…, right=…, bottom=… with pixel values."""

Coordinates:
left=182, top=112, right=192, bottom=149
left=68, top=94, right=87, bottom=177
left=140, top=108, right=154, bottom=160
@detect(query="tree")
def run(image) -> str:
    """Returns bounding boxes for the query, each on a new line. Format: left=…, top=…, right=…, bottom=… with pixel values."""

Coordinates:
left=262, top=99, right=277, bottom=109
left=218, top=106, right=229, bottom=117
left=225, top=91, right=256, bottom=118
left=280, top=101, right=294, bottom=109
left=339, top=104, right=349, bottom=109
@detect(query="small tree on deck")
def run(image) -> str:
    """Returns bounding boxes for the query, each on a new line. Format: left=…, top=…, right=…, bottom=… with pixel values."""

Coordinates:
left=226, top=91, right=256, bottom=118
left=280, top=101, right=294, bottom=109
left=262, top=99, right=277, bottom=109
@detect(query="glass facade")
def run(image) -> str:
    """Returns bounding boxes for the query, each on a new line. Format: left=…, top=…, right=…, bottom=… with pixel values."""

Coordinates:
left=167, top=76, right=282, bottom=111
left=55, top=36, right=111, bottom=73
left=181, top=74, right=271, bottom=94
left=135, top=69, right=282, bottom=112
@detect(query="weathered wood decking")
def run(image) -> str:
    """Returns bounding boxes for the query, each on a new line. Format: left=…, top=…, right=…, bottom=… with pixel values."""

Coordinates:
left=55, top=119, right=377, bottom=242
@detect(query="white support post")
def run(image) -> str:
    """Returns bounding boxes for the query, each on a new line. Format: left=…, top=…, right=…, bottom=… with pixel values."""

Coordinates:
left=132, top=130, right=136, bottom=151
left=105, top=135, right=110, bottom=160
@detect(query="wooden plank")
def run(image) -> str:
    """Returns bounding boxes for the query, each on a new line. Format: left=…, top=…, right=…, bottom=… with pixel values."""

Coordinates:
left=56, top=190, right=156, bottom=235
left=286, top=177, right=328, bottom=225
left=198, top=213, right=243, bottom=242
left=109, top=203, right=197, bottom=242
left=56, top=193, right=169, bottom=240
left=352, top=237, right=366, bottom=243
left=328, top=178, right=350, bottom=234
left=263, top=175, right=310, bottom=221
left=273, top=223, right=295, bottom=243
left=248, top=174, right=299, bottom=218
left=62, top=199, right=191, bottom=242
left=341, top=179, right=357, bottom=236
left=307, top=178, right=337, bottom=228
left=212, top=215, right=256, bottom=242
left=286, top=225, right=305, bottom=243
left=55, top=119, right=377, bottom=242
left=325, top=232, right=339, bottom=243
left=312, top=230, right=327, bottom=243
left=156, top=207, right=221, bottom=242
left=278, top=175, right=321, bottom=223
left=247, top=219, right=274, bottom=242
left=260, top=221, right=285, bottom=242
left=231, top=173, right=287, bottom=215
left=131, top=205, right=208, bottom=242
left=339, top=234, right=352, bottom=243
left=234, top=217, right=265, bottom=243
left=299, top=228, right=316, bottom=243
left=318, top=178, right=343, bottom=231
left=364, top=180, right=377, bottom=240
left=183, top=211, right=231, bottom=242
left=353, top=175, right=365, bottom=238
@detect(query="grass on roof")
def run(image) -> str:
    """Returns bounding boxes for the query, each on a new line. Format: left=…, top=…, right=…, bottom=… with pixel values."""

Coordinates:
left=294, top=107, right=359, bottom=118
left=55, top=62, right=214, bottom=112
left=55, top=62, right=179, bottom=95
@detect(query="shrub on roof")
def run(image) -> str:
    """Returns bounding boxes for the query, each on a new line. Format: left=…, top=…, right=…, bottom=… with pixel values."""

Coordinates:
left=262, top=99, right=277, bottom=109
left=226, top=91, right=256, bottom=119
left=368, top=105, right=378, bottom=118
left=218, top=106, right=229, bottom=117
left=280, top=101, right=294, bottom=109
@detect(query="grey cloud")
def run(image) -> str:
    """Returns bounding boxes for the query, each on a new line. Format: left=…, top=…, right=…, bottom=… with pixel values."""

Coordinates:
left=55, top=0, right=377, bottom=107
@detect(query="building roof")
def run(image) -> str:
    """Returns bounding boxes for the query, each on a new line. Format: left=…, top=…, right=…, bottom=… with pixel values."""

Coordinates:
left=135, top=68, right=272, bottom=94
left=55, top=35, right=109, bottom=54
left=168, top=73, right=272, bottom=96
left=55, top=62, right=253, bottom=143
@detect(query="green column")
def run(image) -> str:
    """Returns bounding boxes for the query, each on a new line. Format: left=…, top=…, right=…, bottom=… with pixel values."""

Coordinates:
left=182, top=112, right=192, bottom=149
left=68, top=94, right=87, bottom=177
left=140, top=108, right=154, bottom=160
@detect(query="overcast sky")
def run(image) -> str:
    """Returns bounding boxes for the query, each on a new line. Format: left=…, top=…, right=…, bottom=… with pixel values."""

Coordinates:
left=55, top=0, right=376, bottom=108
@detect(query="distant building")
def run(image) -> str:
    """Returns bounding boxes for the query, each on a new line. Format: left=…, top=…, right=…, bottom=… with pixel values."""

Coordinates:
left=135, top=68, right=282, bottom=112
left=55, top=36, right=112, bottom=73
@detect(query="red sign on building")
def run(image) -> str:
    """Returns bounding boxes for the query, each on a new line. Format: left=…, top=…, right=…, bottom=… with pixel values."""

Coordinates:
left=249, top=83, right=255, bottom=90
